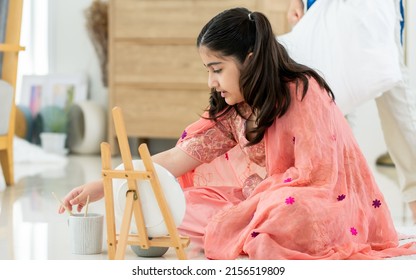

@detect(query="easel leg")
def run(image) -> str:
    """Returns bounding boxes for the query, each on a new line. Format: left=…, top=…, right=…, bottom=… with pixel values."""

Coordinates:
left=139, top=144, right=188, bottom=260
left=101, top=142, right=117, bottom=259
left=114, top=191, right=136, bottom=260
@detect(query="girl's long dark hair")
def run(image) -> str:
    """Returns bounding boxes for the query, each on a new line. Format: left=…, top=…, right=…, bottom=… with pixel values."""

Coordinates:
left=197, top=7, right=334, bottom=145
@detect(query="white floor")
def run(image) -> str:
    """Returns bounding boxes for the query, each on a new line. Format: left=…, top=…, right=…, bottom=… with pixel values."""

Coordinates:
left=0, top=100, right=415, bottom=260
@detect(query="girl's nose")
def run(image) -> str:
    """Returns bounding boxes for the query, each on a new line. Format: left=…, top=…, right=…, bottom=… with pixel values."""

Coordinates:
left=208, top=73, right=218, bottom=89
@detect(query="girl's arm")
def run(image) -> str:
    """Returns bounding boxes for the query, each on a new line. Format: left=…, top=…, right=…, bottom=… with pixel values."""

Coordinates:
left=59, top=146, right=201, bottom=214
left=152, top=146, right=202, bottom=178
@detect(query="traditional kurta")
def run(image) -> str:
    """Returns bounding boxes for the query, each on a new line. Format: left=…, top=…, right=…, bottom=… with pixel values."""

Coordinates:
left=176, top=78, right=416, bottom=259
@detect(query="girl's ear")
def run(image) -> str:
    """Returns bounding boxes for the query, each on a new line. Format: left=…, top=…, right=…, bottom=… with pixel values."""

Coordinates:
left=244, top=52, right=253, bottom=66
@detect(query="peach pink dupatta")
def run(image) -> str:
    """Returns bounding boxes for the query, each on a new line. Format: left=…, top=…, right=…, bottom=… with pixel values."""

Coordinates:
left=177, top=80, right=416, bottom=259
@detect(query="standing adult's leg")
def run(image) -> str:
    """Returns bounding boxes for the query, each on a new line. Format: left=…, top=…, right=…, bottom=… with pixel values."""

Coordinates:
left=375, top=64, right=416, bottom=222
left=375, top=0, right=416, bottom=223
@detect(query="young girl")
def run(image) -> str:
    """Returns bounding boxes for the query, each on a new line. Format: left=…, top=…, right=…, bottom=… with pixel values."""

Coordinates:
left=60, top=7, right=416, bottom=259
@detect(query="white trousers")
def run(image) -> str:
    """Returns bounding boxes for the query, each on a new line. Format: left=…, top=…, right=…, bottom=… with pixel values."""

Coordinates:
left=376, top=61, right=416, bottom=203
left=375, top=0, right=416, bottom=203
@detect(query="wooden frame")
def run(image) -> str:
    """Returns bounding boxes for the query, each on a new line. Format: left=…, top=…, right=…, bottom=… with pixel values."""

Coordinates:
left=0, top=0, right=25, bottom=186
left=101, top=106, right=189, bottom=260
left=19, top=73, right=88, bottom=117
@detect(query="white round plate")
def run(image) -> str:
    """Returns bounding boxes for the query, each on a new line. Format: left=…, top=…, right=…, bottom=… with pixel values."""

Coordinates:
left=113, top=160, right=186, bottom=237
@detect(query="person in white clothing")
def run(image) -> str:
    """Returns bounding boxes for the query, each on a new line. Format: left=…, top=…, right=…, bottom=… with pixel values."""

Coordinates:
left=286, top=0, right=416, bottom=223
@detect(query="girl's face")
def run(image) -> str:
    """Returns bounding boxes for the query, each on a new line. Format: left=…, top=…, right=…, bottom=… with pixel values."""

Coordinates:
left=199, top=46, right=244, bottom=105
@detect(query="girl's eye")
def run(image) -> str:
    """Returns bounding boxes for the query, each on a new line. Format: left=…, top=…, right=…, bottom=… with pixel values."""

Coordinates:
left=213, top=69, right=222, bottom=73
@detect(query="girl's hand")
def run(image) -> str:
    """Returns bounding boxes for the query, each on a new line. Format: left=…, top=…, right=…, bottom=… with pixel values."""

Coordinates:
left=58, top=180, right=104, bottom=214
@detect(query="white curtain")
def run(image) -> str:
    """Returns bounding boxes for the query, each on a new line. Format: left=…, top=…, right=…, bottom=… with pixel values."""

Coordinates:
left=16, top=0, right=49, bottom=103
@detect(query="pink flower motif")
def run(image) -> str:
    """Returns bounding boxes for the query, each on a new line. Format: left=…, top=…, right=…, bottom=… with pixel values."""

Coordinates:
left=285, top=196, right=295, bottom=205
left=225, top=152, right=229, bottom=160
left=372, top=199, right=381, bottom=208
left=350, top=227, right=358, bottom=236
left=284, top=178, right=292, bottom=183
left=331, top=135, right=336, bottom=141
left=181, top=130, right=187, bottom=139
left=292, top=136, right=296, bottom=144
left=251, top=231, right=260, bottom=238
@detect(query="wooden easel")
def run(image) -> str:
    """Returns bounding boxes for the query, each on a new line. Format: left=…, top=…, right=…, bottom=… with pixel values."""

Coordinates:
left=0, top=0, right=25, bottom=186
left=100, top=106, right=190, bottom=260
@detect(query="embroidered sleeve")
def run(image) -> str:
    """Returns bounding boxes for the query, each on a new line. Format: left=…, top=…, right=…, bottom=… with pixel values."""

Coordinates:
left=178, top=123, right=237, bottom=163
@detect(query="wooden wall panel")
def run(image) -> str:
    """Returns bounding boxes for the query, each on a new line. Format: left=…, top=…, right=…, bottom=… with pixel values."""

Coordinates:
left=108, top=0, right=291, bottom=152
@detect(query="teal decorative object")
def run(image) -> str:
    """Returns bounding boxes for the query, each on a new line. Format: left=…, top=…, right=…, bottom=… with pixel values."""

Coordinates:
left=39, top=106, right=68, bottom=133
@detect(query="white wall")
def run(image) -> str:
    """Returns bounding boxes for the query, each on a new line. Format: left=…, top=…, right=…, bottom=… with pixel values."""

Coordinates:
left=48, top=0, right=107, bottom=108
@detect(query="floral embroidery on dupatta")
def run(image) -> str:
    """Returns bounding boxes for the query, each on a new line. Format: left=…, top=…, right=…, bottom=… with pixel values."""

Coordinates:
left=285, top=196, right=295, bottom=205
